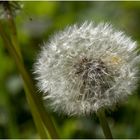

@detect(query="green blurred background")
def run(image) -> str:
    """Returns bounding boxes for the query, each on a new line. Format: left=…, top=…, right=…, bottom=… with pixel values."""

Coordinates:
left=0, top=1, right=140, bottom=138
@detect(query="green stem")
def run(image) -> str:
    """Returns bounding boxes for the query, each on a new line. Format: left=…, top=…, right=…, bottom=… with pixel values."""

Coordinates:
left=97, top=109, right=113, bottom=139
left=0, top=21, right=48, bottom=139
left=23, top=83, right=50, bottom=139
left=0, top=25, right=59, bottom=138
left=3, top=2, right=22, bottom=58
left=0, top=3, right=59, bottom=138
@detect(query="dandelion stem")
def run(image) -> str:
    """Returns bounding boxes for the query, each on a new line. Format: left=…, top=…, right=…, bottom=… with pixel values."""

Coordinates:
left=97, top=109, right=113, bottom=139
left=3, top=1, right=21, bottom=58
left=0, top=21, right=48, bottom=139
left=0, top=2, right=59, bottom=138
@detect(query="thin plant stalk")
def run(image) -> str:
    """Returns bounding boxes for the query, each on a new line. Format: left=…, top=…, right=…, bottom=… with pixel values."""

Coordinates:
left=97, top=109, right=113, bottom=139
left=0, top=22, right=48, bottom=138
left=4, top=3, right=59, bottom=138
left=3, top=2, right=21, bottom=58
left=0, top=5, right=59, bottom=138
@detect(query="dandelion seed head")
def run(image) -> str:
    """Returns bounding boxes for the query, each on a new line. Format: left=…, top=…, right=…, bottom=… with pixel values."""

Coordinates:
left=0, top=1, right=23, bottom=19
left=34, top=22, right=140, bottom=116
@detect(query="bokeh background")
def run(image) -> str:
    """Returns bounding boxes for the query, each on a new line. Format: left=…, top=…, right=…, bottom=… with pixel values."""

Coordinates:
left=0, top=1, right=140, bottom=138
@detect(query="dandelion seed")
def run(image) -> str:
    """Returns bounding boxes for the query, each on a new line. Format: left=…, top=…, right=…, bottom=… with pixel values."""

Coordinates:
left=34, top=22, right=140, bottom=116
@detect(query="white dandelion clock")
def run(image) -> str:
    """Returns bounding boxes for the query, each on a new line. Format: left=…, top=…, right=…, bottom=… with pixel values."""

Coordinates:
left=34, top=22, right=140, bottom=117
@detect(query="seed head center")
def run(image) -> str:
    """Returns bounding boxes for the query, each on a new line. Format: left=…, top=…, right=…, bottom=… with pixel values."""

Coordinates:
left=74, top=57, right=113, bottom=99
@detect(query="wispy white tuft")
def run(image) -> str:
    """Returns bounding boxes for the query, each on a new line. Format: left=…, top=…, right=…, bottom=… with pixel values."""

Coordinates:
left=0, top=2, right=23, bottom=19
left=34, top=22, right=140, bottom=116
